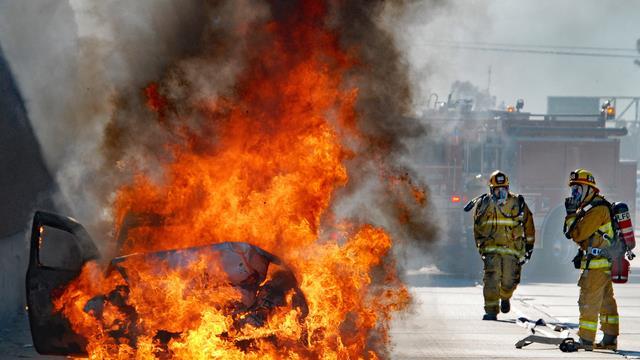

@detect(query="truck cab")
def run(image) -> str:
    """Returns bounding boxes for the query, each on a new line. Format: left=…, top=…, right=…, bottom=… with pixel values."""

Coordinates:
left=420, top=101, right=636, bottom=281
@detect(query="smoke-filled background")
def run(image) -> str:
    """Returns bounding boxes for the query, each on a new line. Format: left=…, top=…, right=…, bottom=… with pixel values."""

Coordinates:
left=0, top=0, right=638, bottom=278
left=0, top=0, right=212, bottom=245
left=395, top=0, right=640, bottom=114
left=1, top=0, right=639, bottom=270
left=0, top=0, right=640, bottom=238
left=0, top=0, right=446, bottom=260
left=0, top=2, right=448, bottom=357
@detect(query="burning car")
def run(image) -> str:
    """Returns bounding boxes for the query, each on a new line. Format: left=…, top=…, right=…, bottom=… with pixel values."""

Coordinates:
left=26, top=211, right=308, bottom=357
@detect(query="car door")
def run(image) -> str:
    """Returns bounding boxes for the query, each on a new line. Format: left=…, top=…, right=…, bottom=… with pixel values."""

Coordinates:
left=26, top=211, right=100, bottom=356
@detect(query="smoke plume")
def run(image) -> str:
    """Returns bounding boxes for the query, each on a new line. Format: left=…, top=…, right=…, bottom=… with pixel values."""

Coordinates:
left=41, top=0, right=437, bottom=258
left=0, top=0, right=444, bottom=255
left=1, top=0, right=450, bottom=357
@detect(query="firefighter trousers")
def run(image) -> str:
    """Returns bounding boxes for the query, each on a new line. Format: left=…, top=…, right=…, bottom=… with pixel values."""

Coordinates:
left=482, top=253, right=520, bottom=314
left=577, top=268, right=619, bottom=341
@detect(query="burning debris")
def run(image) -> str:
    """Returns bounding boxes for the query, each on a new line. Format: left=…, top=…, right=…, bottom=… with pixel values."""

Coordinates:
left=28, top=0, right=435, bottom=359
left=67, top=241, right=310, bottom=356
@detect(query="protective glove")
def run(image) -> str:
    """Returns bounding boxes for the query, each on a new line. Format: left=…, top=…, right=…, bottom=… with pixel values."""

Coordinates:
left=564, top=197, right=578, bottom=215
left=519, top=243, right=534, bottom=265
left=572, top=249, right=584, bottom=269
left=524, top=243, right=534, bottom=260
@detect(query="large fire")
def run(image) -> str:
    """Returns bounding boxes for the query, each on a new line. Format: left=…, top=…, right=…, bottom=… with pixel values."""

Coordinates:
left=53, top=1, right=421, bottom=358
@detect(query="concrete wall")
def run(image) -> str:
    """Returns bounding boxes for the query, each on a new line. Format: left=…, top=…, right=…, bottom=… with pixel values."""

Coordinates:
left=0, top=48, right=56, bottom=324
left=0, top=47, right=56, bottom=238
left=0, top=232, right=29, bottom=321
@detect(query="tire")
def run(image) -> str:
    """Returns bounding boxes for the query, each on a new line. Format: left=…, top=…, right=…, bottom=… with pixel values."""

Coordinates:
left=430, top=226, right=482, bottom=279
left=525, top=205, right=580, bottom=282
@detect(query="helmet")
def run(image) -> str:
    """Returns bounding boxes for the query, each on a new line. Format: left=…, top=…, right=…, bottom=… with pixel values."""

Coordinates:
left=488, top=170, right=509, bottom=189
left=569, top=169, right=599, bottom=192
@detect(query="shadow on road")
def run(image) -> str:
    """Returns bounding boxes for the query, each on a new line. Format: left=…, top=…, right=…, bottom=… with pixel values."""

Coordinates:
left=617, top=350, right=640, bottom=356
left=405, top=271, right=579, bottom=288
left=405, top=273, right=479, bottom=287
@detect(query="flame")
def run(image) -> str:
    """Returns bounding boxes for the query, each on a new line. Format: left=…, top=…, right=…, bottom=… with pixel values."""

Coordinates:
left=54, top=1, right=417, bottom=358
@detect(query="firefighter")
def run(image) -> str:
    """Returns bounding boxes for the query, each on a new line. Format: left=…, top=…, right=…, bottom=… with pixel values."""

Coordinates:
left=564, top=169, right=618, bottom=350
left=472, top=170, right=535, bottom=320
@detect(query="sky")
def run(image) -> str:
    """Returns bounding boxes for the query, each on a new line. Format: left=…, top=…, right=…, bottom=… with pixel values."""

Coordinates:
left=396, top=0, right=640, bottom=114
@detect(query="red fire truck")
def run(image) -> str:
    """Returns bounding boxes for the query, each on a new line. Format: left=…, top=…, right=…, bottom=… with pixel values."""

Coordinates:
left=421, top=102, right=636, bottom=281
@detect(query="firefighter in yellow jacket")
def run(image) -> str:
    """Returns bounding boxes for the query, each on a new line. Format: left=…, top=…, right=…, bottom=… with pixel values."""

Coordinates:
left=472, top=170, right=535, bottom=320
left=564, top=169, right=618, bottom=350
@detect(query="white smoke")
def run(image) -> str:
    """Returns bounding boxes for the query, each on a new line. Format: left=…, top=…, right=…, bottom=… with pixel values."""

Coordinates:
left=1, top=0, right=445, bottom=264
left=0, top=0, right=266, bottom=252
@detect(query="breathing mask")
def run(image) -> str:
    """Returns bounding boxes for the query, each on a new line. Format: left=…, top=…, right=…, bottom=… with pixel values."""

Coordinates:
left=570, top=184, right=585, bottom=204
left=492, top=187, right=508, bottom=204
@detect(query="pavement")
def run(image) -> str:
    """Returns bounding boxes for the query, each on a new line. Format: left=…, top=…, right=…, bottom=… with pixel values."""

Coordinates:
left=0, top=315, right=56, bottom=359
left=391, top=271, right=640, bottom=359
left=3, top=272, right=640, bottom=359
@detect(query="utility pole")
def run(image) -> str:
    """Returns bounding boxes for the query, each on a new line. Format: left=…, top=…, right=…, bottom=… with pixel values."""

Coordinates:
left=487, top=65, right=492, bottom=93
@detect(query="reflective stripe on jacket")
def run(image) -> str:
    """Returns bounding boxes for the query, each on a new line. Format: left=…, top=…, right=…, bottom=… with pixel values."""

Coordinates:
left=565, top=194, right=614, bottom=269
left=565, top=195, right=614, bottom=250
left=479, top=246, right=521, bottom=257
left=474, top=192, right=535, bottom=257
left=479, top=219, right=521, bottom=227
left=580, top=257, right=611, bottom=270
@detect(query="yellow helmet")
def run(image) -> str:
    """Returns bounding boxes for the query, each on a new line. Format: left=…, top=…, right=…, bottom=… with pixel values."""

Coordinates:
left=569, top=168, right=599, bottom=192
left=488, top=170, right=509, bottom=188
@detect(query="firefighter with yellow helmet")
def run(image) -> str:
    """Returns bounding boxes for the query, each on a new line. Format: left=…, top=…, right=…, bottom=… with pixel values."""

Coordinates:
left=468, top=170, right=535, bottom=320
left=564, top=169, right=619, bottom=350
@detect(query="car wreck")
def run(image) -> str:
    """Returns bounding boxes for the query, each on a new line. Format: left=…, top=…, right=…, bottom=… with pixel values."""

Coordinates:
left=26, top=211, right=309, bottom=356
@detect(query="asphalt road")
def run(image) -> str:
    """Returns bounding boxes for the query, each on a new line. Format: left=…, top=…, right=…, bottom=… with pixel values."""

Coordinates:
left=391, top=270, right=640, bottom=359
left=0, top=315, right=55, bottom=359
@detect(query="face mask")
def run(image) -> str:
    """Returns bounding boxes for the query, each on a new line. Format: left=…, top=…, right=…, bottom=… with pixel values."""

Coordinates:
left=492, top=187, right=508, bottom=204
left=571, top=184, right=584, bottom=203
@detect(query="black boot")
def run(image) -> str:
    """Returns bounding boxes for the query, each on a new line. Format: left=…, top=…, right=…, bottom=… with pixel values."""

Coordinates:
left=500, top=299, right=510, bottom=313
left=578, top=337, right=593, bottom=351
left=482, top=313, right=497, bottom=321
left=595, top=334, right=617, bottom=351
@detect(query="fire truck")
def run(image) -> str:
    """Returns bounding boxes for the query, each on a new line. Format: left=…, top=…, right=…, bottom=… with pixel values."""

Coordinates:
left=420, top=99, right=637, bottom=281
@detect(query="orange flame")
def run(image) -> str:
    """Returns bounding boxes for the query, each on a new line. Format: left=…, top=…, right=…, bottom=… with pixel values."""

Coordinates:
left=55, top=1, right=415, bottom=358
